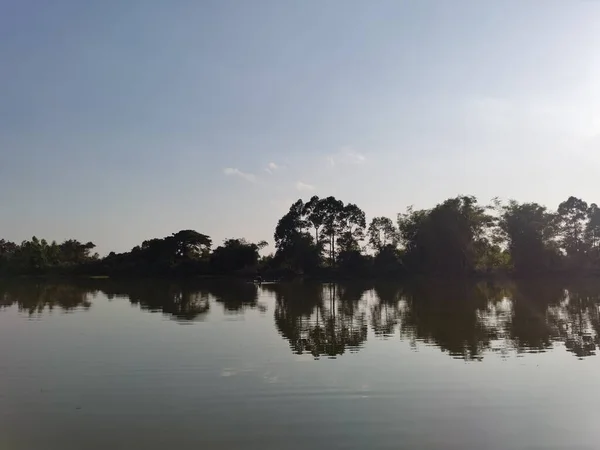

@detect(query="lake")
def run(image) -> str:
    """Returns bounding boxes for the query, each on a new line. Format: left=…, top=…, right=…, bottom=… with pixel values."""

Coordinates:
left=2, top=279, right=600, bottom=449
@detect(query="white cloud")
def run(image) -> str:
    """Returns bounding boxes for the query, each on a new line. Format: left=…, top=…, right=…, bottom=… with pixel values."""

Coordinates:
left=327, top=147, right=366, bottom=166
left=223, top=168, right=256, bottom=183
left=295, top=181, right=315, bottom=192
left=265, top=162, right=279, bottom=174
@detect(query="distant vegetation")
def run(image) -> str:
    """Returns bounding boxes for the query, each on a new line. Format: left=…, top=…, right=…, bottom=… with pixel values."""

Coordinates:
left=2, top=195, right=600, bottom=278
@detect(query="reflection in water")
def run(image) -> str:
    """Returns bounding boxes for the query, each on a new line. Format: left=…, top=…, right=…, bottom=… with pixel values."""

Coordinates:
left=3, top=278, right=600, bottom=359
left=370, top=283, right=405, bottom=338
left=0, top=281, right=91, bottom=314
left=555, top=281, right=600, bottom=358
left=93, top=280, right=212, bottom=322
left=267, top=283, right=369, bottom=359
left=399, top=281, right=509, bottom=361
left=90, top=279, right=259, bottom=322
left=209, top=281, right=259, bottom=313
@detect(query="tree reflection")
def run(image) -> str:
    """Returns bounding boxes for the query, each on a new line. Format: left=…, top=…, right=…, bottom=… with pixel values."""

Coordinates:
left=370, top=283, right=405, bottom=338
left=554, top=280, right=600, bottom=358
left=209, top=281, right=259, bottom=313
left=509, top=280, right=564, bottom=353
left=91, top=279, right=260, bottom=321
left=5, top=277, right=600, bottom=360
left=0, top=281, right=91, bottom=314
left=398, top=281, right=507, bottom=361
left=267, top=282, right=369, bottom=358
left=389, top=279, right=600, bottom=360
left=96, top=280, right=211, bottom=322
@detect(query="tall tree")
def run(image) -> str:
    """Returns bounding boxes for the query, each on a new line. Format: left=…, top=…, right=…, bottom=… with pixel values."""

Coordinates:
left=368, top=217, right=398, bottom=252
left=337, top=203, right=366, bottom=252
left=497, top=201, right=560, bottom=273
left=557, top=196, right=589, bottom=262
left=585, top=203, right=600, bottom=267
left=274, top=200, right=307, bottom=250
left=274, top=199, right=322, bottom=273
left=303, top=196, right=327, bottom=246
left=319, top=196, right=345, bottom=265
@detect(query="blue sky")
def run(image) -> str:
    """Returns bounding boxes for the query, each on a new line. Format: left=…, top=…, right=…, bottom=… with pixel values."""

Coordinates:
left=1, top=1, right=600, bottom=254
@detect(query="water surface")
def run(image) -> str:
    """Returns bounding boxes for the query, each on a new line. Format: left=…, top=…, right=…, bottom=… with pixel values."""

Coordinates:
left=2, top=279, right=600, bottom=449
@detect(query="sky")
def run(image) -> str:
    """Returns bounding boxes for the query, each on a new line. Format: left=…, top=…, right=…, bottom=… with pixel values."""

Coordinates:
left=1, top=1, right=600, bottom=254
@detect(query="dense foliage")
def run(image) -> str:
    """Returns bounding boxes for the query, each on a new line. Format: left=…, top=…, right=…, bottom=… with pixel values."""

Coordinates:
left=3, top=195, right=600, bottom=278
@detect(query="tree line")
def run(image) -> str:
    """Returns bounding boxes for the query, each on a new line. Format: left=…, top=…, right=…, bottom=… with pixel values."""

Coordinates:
left=0, top=230, right=267, bottom=277
left=271, top=194, right=600, bottom=277
left=2, top=194, right=600, bottom=277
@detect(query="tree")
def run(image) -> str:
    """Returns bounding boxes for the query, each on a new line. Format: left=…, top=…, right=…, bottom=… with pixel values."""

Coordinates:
left=336, top=203, right=366, bottom=253
left=586, top=203, right=600, bottom=267
left=368, top=217, right=398, bottom=252
left=497, top=201, right=560, bottom=273
left=303, top=196, right=327, bottom=246
left=171, top=230, right=212, bottom=259
left=274, top=200, right=307, bottom=250
left=273, top=200, right=323, bottom=274
left=557, top=196, right=589, bottom=263
left=58, top=239, right=96, bottom=265
left=211, top=238, right=266, bottom=273
left=398, top=196, right=492, bottom=275
left=319, top=196, right=345, bottom=265
left=586, top=204, right=600, bottom=249
left=0, top=239, right=17, bottom=269
left=274, top=233, right=323, bottom=275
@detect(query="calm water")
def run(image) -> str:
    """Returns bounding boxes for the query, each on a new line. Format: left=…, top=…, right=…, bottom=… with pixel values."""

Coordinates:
left=2, top=279, right=600, bottom=449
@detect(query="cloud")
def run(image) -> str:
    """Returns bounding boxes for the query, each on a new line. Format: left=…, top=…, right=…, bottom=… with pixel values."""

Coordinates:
left=265, top=162, right=279, bottom=174
left=295, top=181, right=315, bottom=192
left=223, top=168, right=256, bottom=183
left=327, top=147, right=366, bottom=166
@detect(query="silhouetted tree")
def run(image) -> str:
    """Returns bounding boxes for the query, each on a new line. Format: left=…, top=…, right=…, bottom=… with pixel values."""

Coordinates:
left=557, top=196, right=589, bottom=268
left=211, top=238, right=267, bottom=273
left=496, top=201, right=560, bottom=274
left=368, top=217, right=399, bottom=252
left=319, top=196, right=346, bottom=265
left=303, top=195, right=327, bottom=246
left=398, top=196, right=493, bottom=275
left=585, top=203, right=600, bottom=268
